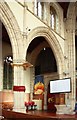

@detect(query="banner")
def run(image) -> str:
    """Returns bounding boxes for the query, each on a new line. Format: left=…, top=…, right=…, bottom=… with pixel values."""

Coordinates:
left=34, top=75, right=44, bottom=94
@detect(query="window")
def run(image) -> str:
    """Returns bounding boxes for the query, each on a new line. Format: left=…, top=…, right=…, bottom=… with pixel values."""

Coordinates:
left=3, top=56, right=13, bottom=90
left=37, top=2, right=42, bottom=19
left=50, top=6, right=58, bottom=31
left=34, top=0, right=43, bottom=19
left=34, top=0, right=37, bottom=15
left=50, top=14, right=55, bottom=29
left=34, top=2, right=59, bottom=32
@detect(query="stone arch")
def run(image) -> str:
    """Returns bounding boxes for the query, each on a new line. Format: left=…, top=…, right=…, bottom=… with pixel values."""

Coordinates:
left=0, top=1, right=23, bottom=61
left=30, top=40, right=51, bottom=64
left=65, top=2, right=76, bottom=108
left=26, top=27, right=64, bottom=78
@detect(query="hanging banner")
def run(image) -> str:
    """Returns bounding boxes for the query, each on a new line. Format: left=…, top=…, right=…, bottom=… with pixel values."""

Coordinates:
left=34, top=75, right=44, bottom=94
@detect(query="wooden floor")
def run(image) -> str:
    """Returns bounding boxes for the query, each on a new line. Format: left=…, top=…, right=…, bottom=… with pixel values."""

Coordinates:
left=2, top=109, right=77, bottom=120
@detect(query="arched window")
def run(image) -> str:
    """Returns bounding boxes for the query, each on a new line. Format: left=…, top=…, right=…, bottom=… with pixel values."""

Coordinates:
left=37, top=2, right=42, bottom=19
left=50, top=6, right=58, bottom=31
left=3, top=56, right=13, bottom=90
left=34, top=1, right=43, bottom=19
left=34, top=2, right=59, bottom=32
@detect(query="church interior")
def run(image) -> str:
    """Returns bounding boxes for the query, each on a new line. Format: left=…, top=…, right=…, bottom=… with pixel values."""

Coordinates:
left=0, top=0, right=77, bottom=119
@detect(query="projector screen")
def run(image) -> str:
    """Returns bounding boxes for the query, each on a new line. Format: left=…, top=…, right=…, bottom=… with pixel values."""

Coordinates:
left=50, top=78, right=71, bottom=93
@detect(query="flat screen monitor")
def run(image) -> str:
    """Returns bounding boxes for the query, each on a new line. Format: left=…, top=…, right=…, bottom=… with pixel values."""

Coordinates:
left=50, top=78, right=71, bottom=94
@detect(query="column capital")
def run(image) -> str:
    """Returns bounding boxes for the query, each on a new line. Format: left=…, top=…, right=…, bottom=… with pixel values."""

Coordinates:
left=11, top=61, right=33, bottom=69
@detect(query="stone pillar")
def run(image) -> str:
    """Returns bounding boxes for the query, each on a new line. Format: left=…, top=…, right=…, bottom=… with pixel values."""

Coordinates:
left=44, top=89, right=47, bottom=110
left=13, top=86, right=25, bottom=111
left=12, top=62, right=33, bottom=111
left=65, top=3, right=75, bottom=109
left=12, top=62, right=26, bottom=111
left=30, top=67, right=35, bottom=101
left=43, top=81, right=48, bottom=110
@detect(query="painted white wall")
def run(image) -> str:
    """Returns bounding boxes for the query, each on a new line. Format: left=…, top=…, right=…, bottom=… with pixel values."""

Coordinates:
left=6, top=1, right=46, bottom=34
left=6, top=0, right=24, bottom=32
left=26, top=2, right=34, bottom=12
left=26, top=10, right=46, bottom=31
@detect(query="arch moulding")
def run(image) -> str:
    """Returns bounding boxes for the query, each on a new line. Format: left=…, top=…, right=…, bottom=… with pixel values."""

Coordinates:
left=0, top=1, right=23, bottom=62
left=27, top=27, right=64, bottom=79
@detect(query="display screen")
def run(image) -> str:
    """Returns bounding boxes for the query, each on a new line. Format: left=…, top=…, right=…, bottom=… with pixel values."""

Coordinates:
left=50, top=78, right=71, bottom=93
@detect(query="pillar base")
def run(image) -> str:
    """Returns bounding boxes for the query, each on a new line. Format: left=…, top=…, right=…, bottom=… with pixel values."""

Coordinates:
left=44, top=105, right=47, bottom=110
left=13, top=107, right=26, bottom=113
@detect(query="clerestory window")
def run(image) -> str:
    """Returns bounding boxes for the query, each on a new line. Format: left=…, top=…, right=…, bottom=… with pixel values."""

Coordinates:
left=34, top=1, right=59, bottom=32
left=34, top=0, right=43, bottom=19
left=50, top=6, right=58, bottom=31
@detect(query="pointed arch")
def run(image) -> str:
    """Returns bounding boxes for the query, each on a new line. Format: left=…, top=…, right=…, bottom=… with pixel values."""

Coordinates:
left=0, top=1, right=23, bottom=61
left=26, top=27, right=64, bottom=78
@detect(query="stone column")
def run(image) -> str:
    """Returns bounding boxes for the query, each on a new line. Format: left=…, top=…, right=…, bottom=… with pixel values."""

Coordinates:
left=12, top=62, right=33, bottom=112
left=65, top=3, right=75, bottom=110
left=44, top=87, right=47, bottom=110
left=43, top=77, right=49, bottom=110
left=13, top=86, right=25, bottom=111
left=30, top=67, right=35, bottom=101
left=12, top=62, right=26, bottom=112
